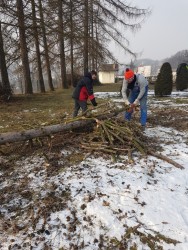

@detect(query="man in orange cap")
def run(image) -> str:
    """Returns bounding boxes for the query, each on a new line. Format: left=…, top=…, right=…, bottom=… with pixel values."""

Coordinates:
left=121, top=68, right=148, bottom=129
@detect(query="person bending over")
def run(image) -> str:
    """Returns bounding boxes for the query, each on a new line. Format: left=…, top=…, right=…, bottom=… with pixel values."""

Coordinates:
left=121, top=68, right=148, bottom=128
left=72, top=70, right=97, bottom=117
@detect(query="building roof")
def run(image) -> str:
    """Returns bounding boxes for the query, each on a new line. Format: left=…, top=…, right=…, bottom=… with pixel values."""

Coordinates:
left=99, top=64, right=119, bottom=72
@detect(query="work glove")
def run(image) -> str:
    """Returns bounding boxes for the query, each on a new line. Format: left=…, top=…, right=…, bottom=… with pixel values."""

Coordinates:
left=133, top=99, right=139, bottom=106
left=124, top=100, right=130, bottom=106
left=91, top=98, right=97, bottom=107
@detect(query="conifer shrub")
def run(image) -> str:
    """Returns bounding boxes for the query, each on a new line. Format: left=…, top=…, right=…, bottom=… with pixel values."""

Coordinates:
left=154, top=62, right=173, bottom=96
left=176, top=63, right=188, bottom=91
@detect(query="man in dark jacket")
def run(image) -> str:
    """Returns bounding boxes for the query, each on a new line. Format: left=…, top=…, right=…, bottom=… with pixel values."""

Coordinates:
left=72, top=70, right=97, bottom=117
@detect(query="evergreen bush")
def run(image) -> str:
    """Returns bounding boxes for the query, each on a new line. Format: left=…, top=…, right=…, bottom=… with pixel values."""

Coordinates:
left=154, top=62, right=173, bottom=96
left=176, top=63, right=188, bottom=91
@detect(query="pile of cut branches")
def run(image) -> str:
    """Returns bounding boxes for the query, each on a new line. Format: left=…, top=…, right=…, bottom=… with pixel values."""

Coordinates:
left=78, top=115, right=184, bottom=170
left=64, top=101, right=184, bottom=169
left=81, top=118, right=146, bottom=162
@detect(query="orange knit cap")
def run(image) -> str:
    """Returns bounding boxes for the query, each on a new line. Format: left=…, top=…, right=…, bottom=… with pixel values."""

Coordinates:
left=124, top=68, right=134, bottom=80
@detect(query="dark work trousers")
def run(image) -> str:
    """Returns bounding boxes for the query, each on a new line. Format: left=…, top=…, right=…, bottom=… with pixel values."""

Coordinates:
left=125, top=86, right=148, bottom=126
left=73, top=99, right=87, bottom=117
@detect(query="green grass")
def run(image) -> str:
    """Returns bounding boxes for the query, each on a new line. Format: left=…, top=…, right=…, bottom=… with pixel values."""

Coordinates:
left=95, top=83, right=121, bottom=92
left=174, top=98, right=188, bottom=104
left=0, top=84, right=121, bottom=133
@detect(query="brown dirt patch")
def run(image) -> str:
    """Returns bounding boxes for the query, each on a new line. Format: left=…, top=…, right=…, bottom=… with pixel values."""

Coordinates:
left=148, top=108, right=188, bottom=131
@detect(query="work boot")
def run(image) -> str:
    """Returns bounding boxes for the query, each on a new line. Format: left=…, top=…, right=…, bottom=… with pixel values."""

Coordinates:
left=141, top=125, right=145, bottom=131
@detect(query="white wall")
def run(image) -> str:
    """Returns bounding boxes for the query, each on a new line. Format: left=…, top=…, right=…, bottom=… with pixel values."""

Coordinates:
left=99, top=71, right=115, bottom=84
left=137, top=66, right=151, bottom=77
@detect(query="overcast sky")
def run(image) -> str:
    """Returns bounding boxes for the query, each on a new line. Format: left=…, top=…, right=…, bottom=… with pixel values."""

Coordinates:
left=112, top=0, right=188, bottom=63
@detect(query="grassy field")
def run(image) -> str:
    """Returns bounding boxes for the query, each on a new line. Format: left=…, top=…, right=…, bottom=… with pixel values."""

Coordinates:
left=1, top=82, right=182, bottom=134
left=0, top=83, right=122, bottom=133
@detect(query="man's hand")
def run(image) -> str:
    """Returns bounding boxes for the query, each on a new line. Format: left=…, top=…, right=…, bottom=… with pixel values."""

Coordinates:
left=91, top=98, right=97, bottom=106
left=125, top=100, right=130, bottom=106
left=133, top=99, right=139, bottom=106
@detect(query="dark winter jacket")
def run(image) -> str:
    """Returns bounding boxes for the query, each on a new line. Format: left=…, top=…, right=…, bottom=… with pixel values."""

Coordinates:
left=72, top=73, right=97, bottom=105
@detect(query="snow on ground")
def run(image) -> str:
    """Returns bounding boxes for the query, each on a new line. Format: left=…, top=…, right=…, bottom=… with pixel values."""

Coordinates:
left=94, top=90, right=188, bottom=98
left=0, top=92, right=188, bottom=249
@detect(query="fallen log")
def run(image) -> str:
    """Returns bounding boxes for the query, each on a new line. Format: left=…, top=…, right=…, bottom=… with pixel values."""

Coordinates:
left=148, top=150, right=184, bottom=170
left=0, top=119, right=92, bottom=145
left=0, top=107, right=124, bottom=145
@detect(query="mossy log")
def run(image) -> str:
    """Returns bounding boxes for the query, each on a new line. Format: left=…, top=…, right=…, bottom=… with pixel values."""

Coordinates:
left=0, top=108, right=124, bottom=145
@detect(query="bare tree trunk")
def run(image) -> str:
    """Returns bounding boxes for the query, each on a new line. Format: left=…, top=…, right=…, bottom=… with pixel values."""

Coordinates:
left=31, top=0, right=45, bottom=93
left=70, top=0, right=74, bottom=87
left=58, top=0, right=68, bottom=89
left=0, top=21, right=11, bottom=98
left=38, top=0, right=54, bottom=91
left=95, top=24, right=99, bottom=70
left=90, top=0, right=95, bottom=70
left=16, top=0, right=33, bottom=94
left=83, top=0, right=89, bottom=75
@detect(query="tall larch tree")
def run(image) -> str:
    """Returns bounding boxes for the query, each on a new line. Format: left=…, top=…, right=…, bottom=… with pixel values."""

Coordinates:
left=58, top=0, right=68, bottom=89
left=0, top=21, right=12, bottom=99
left=38, top=0, right=54, bottom=91
left=83, top=0, right=89, bottom=74
left=30, top=0, right=45, bottom=93
left=69, top=0, right=74, bottom=86
left=16, top=0, right=33, bottom=94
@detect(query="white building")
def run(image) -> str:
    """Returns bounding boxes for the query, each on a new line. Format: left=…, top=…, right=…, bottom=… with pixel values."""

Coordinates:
left=137, top=66, right=151, bottom=77
left=98, top=64, right=119, bottom=84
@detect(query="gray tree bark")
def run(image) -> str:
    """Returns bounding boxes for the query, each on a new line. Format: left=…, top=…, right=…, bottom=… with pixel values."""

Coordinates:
left=83, top=0, right=89, bottom=75
left=17, top=0, right=33, bottom=94
left=0, top=21, right=12, bottom=98
left=58, top=0, right=68, bottom=89
left=38, top=0, right=54, bottom=91
left=31, top=0, right=45, bottom=93
left=69, top=0, right=74, bottom=87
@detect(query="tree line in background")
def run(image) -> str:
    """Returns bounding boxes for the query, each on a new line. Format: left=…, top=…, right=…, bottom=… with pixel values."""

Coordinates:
left=0, top=0, right=149, bottom=100
left=154, top=62, right=188, bottom=96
